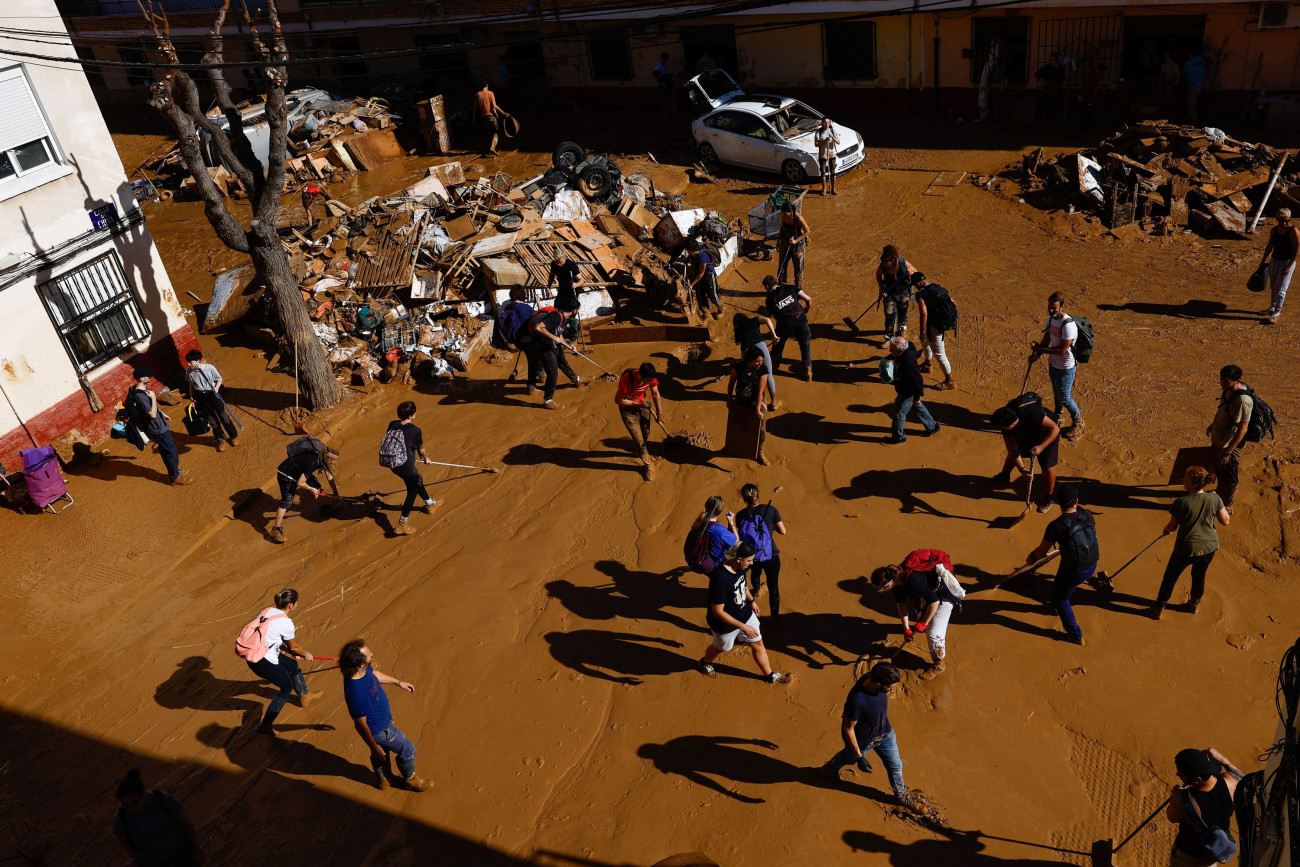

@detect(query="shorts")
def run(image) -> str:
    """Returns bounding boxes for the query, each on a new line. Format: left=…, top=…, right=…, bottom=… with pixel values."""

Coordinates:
left=711, top=612, right=762, bottom=652
left=277, top=471, right=318, bottom=509
left=1019, top=436, right=1059, bottom=471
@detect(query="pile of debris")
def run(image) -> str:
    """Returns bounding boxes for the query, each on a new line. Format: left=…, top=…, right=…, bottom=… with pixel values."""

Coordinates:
left=994, top=121, right=1294, bottom=237
left=142, top=88, right=405, bottom=201
left=204, top=141, right=743, bottom=386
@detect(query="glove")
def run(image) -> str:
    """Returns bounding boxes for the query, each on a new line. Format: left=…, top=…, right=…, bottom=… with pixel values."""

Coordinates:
left=914, top=622, right=928, bottom=633
left=857, top=754, right=874, bottom=773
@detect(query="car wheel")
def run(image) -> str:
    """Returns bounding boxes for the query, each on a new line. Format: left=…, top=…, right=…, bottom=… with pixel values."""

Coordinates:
left=553, top=141, right=585, bottom=170
left=577, top=164, right=614, bottom=200
left=782, top=159, right=808, bottom=184
left=699, top=142, right=719, bottom=165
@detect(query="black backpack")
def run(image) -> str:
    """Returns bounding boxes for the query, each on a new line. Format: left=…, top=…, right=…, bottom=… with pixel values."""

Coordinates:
left=286, top=436, right=325, bottom=471
left=1061, top=510, right=1100, bottom=567
left=922, top=284, right=958, bottom=333
left=124, top=388, right=152, bottom=429
left=1235, top=387, right=1277, bottom=443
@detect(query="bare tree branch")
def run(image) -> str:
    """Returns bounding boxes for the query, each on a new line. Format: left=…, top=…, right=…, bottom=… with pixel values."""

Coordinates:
left=245, top=0, right=289, bottom=225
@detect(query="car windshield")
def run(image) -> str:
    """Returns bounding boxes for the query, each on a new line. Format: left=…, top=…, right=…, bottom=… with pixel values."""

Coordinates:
left=765, top=102, right=823, bottom=139
left=697, top=70, right=740, bottom=101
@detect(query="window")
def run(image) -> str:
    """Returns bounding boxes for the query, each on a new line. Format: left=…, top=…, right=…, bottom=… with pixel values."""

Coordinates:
left=1120, top=15, right=1205, bottom=81
left=680, top=25, right=737, bottom=75
left=0, top=67, right=63, bottom=189
left=1037, top=16, right=1123, bottom=87
left=118, top=46, right=153, bottom=88
left=971, top=17, right=1030, bottom=84
left=704, top=110, right=749, bottom=132
left=75, top=45, right=106, bottom=92
left=823, top=21, right=877, bottom=82
left=40, top=252, right=150, bottom=372
left=588, top=29, right=632, bottom=81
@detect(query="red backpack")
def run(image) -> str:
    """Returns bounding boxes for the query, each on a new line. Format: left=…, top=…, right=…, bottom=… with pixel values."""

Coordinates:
left=902, top=549, right=952, bottom=574
left=528, top=307, right=559, bottom=334
left=234, top=608, right=285, bottom=662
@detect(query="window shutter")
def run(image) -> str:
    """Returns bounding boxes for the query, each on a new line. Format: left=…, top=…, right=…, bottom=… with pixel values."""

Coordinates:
left=0, top=68, right=53, bottom=155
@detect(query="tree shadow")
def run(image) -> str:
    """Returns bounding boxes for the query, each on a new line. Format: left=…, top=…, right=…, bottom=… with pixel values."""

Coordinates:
left=215, top=385, right=295, bottom=413
left=502, top=443, right=644, bottom=474
left=843, top=827, right=1068, bottom=865
left=544, top=629, right=693, bottom=685
left=1097, top=299, right=1263, bottom=322
left=833, top=468, right=1012, bottom=520
left=637, top=735, right=891, bottom=806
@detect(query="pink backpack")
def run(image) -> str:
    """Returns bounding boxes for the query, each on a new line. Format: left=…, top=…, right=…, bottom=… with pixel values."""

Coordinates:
left=234, top=608, right=286, bottom=662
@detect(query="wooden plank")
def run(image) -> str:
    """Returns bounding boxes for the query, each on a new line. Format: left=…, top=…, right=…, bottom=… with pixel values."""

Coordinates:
left=1200, top=166, right=1271, bottom=198
left=724, top=404, right=762, bottom=461
left=1205, top=200, right=1248, bottom=235
left=342, top=128, right=406, bottom=171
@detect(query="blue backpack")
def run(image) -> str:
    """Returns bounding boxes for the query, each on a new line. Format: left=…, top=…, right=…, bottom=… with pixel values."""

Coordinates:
left=497, top=300, right=535, bottom=348
left=738, top=504, right=775, bottom=563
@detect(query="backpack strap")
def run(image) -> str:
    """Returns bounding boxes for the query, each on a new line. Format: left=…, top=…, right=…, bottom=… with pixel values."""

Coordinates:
left=1179, top=788, right=1212, bottom=834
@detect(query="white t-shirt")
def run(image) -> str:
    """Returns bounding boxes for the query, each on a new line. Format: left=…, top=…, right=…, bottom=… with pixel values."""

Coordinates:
left=1045, top=314, right=1077, bottom=370
left=261, top=608, right=296, bottom=664
left=815, top=128, right=839, bottom=159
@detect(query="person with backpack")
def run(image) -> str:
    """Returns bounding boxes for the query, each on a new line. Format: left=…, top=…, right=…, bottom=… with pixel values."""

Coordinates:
left=1031, top=292, right=1086, bottom=441
left=1259, top=207, right=1298, bottom=323
left=731, top=311, right=779, bottom=408
left=615, top=362, right=664, bottom=480
left=991, top=393, right=1062, bottom=513
left=238, top=588, right=324, bottom=735
left=763, top=275, right=814, bottom=382
left=524, top=306, right=581, bottom=409
left=736, top=483, right=787, bottom=624
left=1206, top=364, right=1255, bottom=512
left=271, top=437, right=340, bottom=544
left=875, top=246, right=918, bottom=343
left=1153, top=466, right=1231, bottom=619
left=497, top=289, right=536, bottom=386
left=911, top=273, right=957, bottom=391
left=884, top=336, right=940, bottom=445
left=183, top=349, right=239, bottom=452
left=341, top=639, right=427, bottom=792
left=126, top=368, right=193, bottom=486
left=380, top=401, right=436, bottom=537
left=869, top=549, right=962, bottom=679
left=697, top=541, right=791, bottom=685
left=113, top=769, right=205, bottom=866
left=1020, top=484, right=1098, bottom=645
left=728, top=345, right=772, bottom=465
left=685, top=495, right=739, bottom=575
left=1165, top=748, right=1244, bottom=866
left=820, top=661, right=913, bottom=806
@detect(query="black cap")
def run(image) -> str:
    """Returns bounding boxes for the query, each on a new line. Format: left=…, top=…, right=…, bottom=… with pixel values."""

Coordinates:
left=1175, top=749, right=1222, bottom=779
left=1054, top=484, right=1080, bottom=506
left=133, top=367, right=155, bottom=380
left=910, top=272, right=926, bottom=286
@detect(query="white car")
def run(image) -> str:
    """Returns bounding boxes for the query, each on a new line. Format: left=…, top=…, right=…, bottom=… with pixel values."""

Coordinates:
left=688, top=70, right=864, bottom=184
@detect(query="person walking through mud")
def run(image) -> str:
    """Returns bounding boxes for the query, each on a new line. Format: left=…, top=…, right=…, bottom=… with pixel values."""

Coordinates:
left=184, top=349, right=239, bottom=452
left=884, top=337, right=939, bottom=444
left=1165, top=748, right=1243, bottom=866
left=870, top=549, right=960, bottom=679
left=113, top=769, right=205, bottom=867
left=1206, top=364, right=1251, bottom=512
left=688, top=240, right=723, bottom=319
left=474, top=81, right=507, bottom=156
left=341, top=639, right=427, bottom=792
left=1031, top=292, right=1085, bottom=441
left=1021, top=484, right=1099, bottom=645
left=875, top=245, right=918, bottom=343
left=615, top=362, right=663, bottom=480
left=524, top=306, right=582, bottom=410
left=732, top=311, right=779, bottom=408
left=380, top=401, right=436, bottom=537
left=692, top=495, right=739, bottom=565
left=125, top=368, right=193, bottom=486
left=697, top=541, right=791, bottom=684
left=775, top=202, right=810, bottom=290
left=728, top=346, right=772, bottom=466
left=238, top=589, right=323, bottom=735
left=815, top=117, right=840, bottom=196
left=763, top=274, right=814, bottom=382
left=271, top=437, right=340, bottom=544
left=1259, top=208, right=1298, bottom=323
left=736, top=483, right=787, bottom=624
left=992, top=394, right=1061, bottom=513
left=911, top=273, right=957, bottom=390
left=820, top=661, right=912, bottom=805
left=1152, top=466, right=1230, bottom=620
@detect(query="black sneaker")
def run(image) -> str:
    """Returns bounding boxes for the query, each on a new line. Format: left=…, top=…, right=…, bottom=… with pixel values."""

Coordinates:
left=697, top=660, right=716, bottom=677
left=1035, top=500, right=1053, bottom=514
left=921, top=423, right=941, bottom=437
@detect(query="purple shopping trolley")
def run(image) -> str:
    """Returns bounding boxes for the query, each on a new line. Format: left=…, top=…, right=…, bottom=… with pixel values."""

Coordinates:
left=21, top=446, right=73, bottom=513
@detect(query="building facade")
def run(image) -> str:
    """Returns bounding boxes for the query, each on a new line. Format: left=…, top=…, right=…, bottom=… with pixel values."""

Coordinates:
left=0, top=0, right=194, bottom=474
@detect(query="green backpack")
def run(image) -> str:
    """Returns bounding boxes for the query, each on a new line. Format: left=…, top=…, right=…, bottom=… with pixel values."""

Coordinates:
left=1046, top=315, right=1095, bottom=364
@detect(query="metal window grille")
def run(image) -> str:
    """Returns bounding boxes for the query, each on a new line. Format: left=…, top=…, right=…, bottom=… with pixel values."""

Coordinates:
left=1037, top=16, right=1124, bottom=88
left=39, top=252, right=150, bottom=372
left=823, top=21, right=878, bottom=82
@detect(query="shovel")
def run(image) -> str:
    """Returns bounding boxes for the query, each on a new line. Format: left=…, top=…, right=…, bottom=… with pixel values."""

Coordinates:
left=569, top=348, right=619, bottom=381
left=995, top=549, right=1060, bottom=589
left=1094, top=534, right=1166, bottom=590
left=507, top=351, right=522, bottom=382
left=989, top=467, right=1035, bottom=529
left=423, top=458, right=499, bottom=474
left=1090, top=797, right=1171, bottom=867
left=654, top=415, right=692, bottom=448
left=842, top=295, right=883, bottom=333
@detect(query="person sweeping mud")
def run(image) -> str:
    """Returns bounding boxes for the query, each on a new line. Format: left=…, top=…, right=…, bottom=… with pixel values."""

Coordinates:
left=697, top=541, right=790, bottom=685
left=237, top=588, right=324, bottom=736
left=875, top=246, right=918, bottom=343
left=524, top=306, right=582, bottom=410
left=271, top=437, right=340, bottom=544
left=615, top=362, right=663, bottom=480
left=184, top=349, right=239, bottom=451
left=820, top=661, right=912, bottom=805
left=341, top=639, right=427, bottom=792
left=1020, top=484, right=1099, bottom=645
left=728, top=346, right=772, bottom=466
left=992, top=394, right=1061, bottom=513
left=763, top=274, right=814, bottom=382
left=379, top=401, right=436, bottom=537
left=775, top=202, right=810, bottom=290
left=1031, top=292, right=1085, bottom=441
left=1152, top=466, right=1230, bottom=620
left=870, top=549, right=960, bottom=679
left=912, top=273, right=957, bottom=390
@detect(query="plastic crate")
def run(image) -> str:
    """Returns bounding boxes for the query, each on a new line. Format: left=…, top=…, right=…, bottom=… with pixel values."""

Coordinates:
left=746, top=186, right=805, bottom=239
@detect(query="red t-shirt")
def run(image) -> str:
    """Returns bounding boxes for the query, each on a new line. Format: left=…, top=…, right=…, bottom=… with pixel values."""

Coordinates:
left=616, top=371, right=657, bottom=406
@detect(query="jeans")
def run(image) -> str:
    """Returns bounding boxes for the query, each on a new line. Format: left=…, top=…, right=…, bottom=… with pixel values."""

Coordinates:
left=373, top=723, right=418, bottom=779
left=1049, top=365, right=1082, bottom=424
left=1214, top=446, right=1242, bottom=508
left=1053, top=563, right=1096, bottom=639
left=742, top=341, right=777, bottom=400
left=884, top=293, right=911, bottom=337
left=155, top=429, right=181, bottom=481
left=194, top=391, right=239, bottom=442
left=248, top=655, right=305, bottom=719
left=1157, top=550, right=1216, bottom=605
left=1269, top=258, right=1294, bottom=315
left=770, top=320, right=812, bottom=371
left=891, top=394, right=937, bottom=441
left=777, top=240, right=805, bottom=289
left=750, top=556, right=782, bottom=616
left=825, top=729, right=906, bottom=797
left=922, top=325, right=951, bottom=375
left=396, top=470, right=429, bottom=520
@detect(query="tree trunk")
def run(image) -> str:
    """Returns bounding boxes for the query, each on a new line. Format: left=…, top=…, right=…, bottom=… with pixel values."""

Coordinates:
left=248, top=220, right=343, bottom=409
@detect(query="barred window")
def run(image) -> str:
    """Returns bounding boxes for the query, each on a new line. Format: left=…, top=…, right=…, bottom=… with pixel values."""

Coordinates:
left=39, top=252, right=150, bottom=371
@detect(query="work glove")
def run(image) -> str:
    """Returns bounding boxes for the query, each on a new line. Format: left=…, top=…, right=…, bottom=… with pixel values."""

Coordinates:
left=857, top=754, right=874, bottom=773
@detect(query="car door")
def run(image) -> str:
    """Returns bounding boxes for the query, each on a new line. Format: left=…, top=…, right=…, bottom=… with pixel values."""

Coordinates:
left=701, top=110, right=750, bottom=167
left=732, top=113, right=783, bottom=171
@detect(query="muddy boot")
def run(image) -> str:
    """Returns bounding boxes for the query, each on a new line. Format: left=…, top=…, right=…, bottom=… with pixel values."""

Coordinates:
left=1187, top=596, right=1202, bottom=615
left=257, top=709, right=280, bottom=736
left=400, top=775, right=429, bottom=793
left=803, top=362, right=813, bottom=383
left=767, top=397, right=782, bottom=412
left=171, top=471, right=194, bottom=486
left=216, top=440, right=227, bottom=453
left=757, top=449, right=771, bottom=467
left=420, top=499, right=439, bottom=514
left=394, top=519, right=415, bottom=537
left=299, top=690, right=325, bottom=709
left=1063, top=419, right=1085, bottom=441
left=918, top=361, right=932, bottom=374
left=765, top=671, right=791, bottom=685
left=270, top=525, right=287, bottom=544
left=938, top=378, right=955, bottom=391
left=229, top=436, right=239, bottom=448
left=920, top=661, right=946, bottom=681
left=543, top=400, right=561, bottom=410
left=372, top=763, right=390, bottom=790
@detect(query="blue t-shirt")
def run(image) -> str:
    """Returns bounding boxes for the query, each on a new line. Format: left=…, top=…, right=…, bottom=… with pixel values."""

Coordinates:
left=343, top=667, right=393, bottom=733
left=1183, top=56, right=1206, bottom=87
left=843, top=682, right=892, bottom=748
left=698, top=249, right=716, bottom=274
left=706, top=522, right=737, bottom=562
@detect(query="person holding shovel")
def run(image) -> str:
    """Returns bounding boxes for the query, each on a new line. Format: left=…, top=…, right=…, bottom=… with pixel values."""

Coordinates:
left=1260, top=208, right=1298, bottom=323
left=184, top=349, right=240, bottom=452
left=241, top=588, right=324, bottom=736
left=1152, top=466, right=1230, bottom=620
left=820, top=661, right=911, bottom=805
left=340, top=639, right=427, bottom=792
left=875, top=246, right=917, bottom=344
left=727, top=346, right=772, bottom=466
left=381, top=401, right=436, bottom=537
left=1165, top=748, right=1242, bottom=865
left=763, top=275, right=814, bottom=382
left=696, top=541, right=791, bottom=685
left=525, top=306, right=582, bottom=410
left=991, top=397, right=1061, bottom=513
left=1021, top=484, right=1099, bottom=646
left=1206, top=364, right=1251, bottom=511
left=615, top=362, right=663, bottom=480
left=775, top=202, right=810, bottom=290
left=884, top=337, right=939, bottom=445
left=271, top=438, right=340, bottom=544
left=869, top=549, right=960, bottom=679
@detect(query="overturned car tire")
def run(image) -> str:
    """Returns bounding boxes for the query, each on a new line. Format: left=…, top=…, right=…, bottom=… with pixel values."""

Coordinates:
left=553, top=141, right=586, bottom=170
left=577, top=164, right=617, bottom=200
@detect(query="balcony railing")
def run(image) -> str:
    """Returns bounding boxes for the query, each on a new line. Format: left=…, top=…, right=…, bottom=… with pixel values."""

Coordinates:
left=57, top=0, right=264, bottom=16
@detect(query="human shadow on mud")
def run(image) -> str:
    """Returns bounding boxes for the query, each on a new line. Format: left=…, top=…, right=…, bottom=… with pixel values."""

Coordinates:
left=811, top=320, right=878, bottom=346
left=216, top=385, right=295, bottom=413
left=1097, top=299, right=1263, bottom=322
left=767, top=410, right=885, bottom=445
left=503, top=443, right=646, bottom=473
left=545, top=629, right=693, bottom=685
left=599, top=437, right=725, bottom=471
left=843, top=828, right=1066, bottom=865
left=838, top=576, right=1061, bottom=642
left=194, top=721, right=373, bottom=787
left=912, top=401, right=998, bottom=432
left=1057, top=475, right=1178, bottom=512
left=638, top=736, right=892, bottom=806
left=422, top=376, right=546, bottom=410
left=990, top=569, right=1156, bottom=619
left=649, top=350, right=730, bottom=405
left=833, top=468, right=1015, bottom=519
left=65, top=451, right=172, bottom=484
left=547, top=562, right=706, bottom=633
left=763, top=611, right=889, bottom=669
left=154, top=656, right=276, bottom=722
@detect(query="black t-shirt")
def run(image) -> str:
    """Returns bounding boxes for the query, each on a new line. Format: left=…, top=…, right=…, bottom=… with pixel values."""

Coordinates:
left=387, top=420, right=423, bottom=476
left=891, top=346, right=925, bottom=398
left=732, top=361, right=769, bottom=409
left=891, top=568, right=958, bottom=607
left=128, top=387, right=171, bottom=437
left=1045, top=509, right=1099, bottom=572
left=532, top=310, right=564, bottom=350
left=767, top=284, right=806, bottom=326
left=735, top=315, right=764, bottom=348
left=550, top=261, right=581, bottom=311
left=736, top=503, right=782, bottom=556
left=843, top=681, right=892, bottom=747
left=1010, top=403, right=1054, bottom=455
left=706, top=562, right=751, bottom=633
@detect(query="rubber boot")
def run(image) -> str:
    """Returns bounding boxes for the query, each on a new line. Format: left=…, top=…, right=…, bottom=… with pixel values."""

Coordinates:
left=258, top=708, right=280, bottom=736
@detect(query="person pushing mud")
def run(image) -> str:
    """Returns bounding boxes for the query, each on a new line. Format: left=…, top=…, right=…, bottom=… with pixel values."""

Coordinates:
left=870, top=549, right=961, bottom=679
left=271, top=436, right=340, bottom=543
left=615, top=362, right=663, bottom=480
